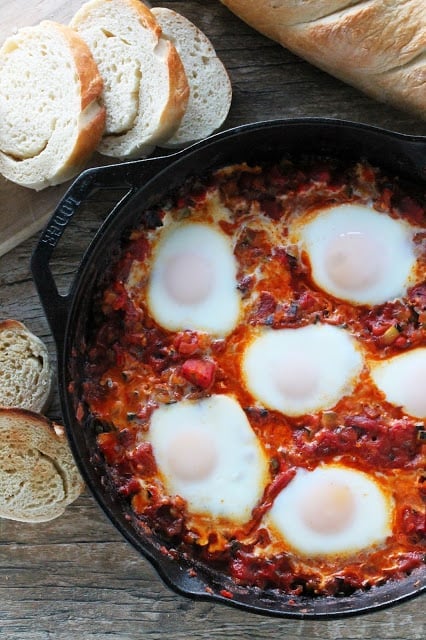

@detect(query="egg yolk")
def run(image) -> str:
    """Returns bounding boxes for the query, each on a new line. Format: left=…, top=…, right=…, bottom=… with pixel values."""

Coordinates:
left=276, top=353, right=319, bottom=398
left=324, top=231, right=384, bottom=292
left=300, top=481, right=355, bottom=534
left=164, top=251, right=213, bottom=305
left=167, top=429, right=218, bottom=482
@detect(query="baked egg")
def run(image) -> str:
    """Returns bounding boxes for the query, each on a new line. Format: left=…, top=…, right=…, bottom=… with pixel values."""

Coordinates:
left=146, top=221, right=241, bottom=336
left=290, top=203, right=418, bottom=305
left=267, top=464, right=394, bottom=557
left=241, top=323, right=364, bottom=416
left=145, top=394, right=269, bottom=522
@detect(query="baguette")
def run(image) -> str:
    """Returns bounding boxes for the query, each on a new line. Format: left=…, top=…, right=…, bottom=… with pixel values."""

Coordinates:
left=0, top=20, right=106, bottom=190
left=0, top=408, right=84, bottom=523
left=70, top=0, right=190, bottom=158
left=151, top=7, right=232, bottom=147
left=220, top=0, right=426, bottom=119
left=0, top=320, right=53, bottom=413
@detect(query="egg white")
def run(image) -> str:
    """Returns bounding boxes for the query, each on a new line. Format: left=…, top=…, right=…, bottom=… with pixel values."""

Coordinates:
left=291, top=203, right=417, bottom=305
left=267, top=464, right=394, bottom=557
left=369, top=347, right=426, bottom=418
left=146, top=394, right=269, bottom=522
left=147, top=222, right=240, bottom=336
left=241, top=323, right=364, bottom=416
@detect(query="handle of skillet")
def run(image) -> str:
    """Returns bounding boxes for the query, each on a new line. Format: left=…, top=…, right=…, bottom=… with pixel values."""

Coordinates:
left=31, top=154, right=174, bottom=346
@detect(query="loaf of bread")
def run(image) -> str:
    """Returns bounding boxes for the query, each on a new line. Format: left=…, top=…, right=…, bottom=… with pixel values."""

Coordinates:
left=0, top=20, right=106, bottom=190
left=220, top=0, right=426, bottom=119
left=0, top=408, right=84, bottom=522
left=70, top=0, right=190, bottom=158
left=0, top=320, right=53, bottom=413
left=151, top=7, right=232, bottom=147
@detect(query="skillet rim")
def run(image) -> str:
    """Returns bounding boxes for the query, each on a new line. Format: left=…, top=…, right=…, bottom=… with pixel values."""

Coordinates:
left=32, top=117, right=426, bottom=618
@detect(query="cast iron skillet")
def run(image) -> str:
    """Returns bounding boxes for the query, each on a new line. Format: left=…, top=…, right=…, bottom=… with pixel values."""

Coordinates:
left=31, top=119, right=426, bottom=618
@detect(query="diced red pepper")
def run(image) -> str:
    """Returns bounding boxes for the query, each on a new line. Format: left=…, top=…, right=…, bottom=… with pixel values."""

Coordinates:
left=359, top=165, right=376, bottom=183
left=261, top=198, right=282, bottom=220
left=378, top=187, right=393, bottom=210
left=251, top=291, right=276, bottom=323
left=127, top=235, right=149, bottom=261
left=129, top=442, right=157, bottom=475
left=174, top=330, right=200, bottom=356
left=370, top=321, right=392, bottom=337
left=97, top=431, right=122, bottom=465
left=298, top=290, right=318, bottom=311
left=117, top=477, right=140, bottom=498
left=398, top=195, right=424, bottom=224
left=181, top=358, right=216, bottom=389
left=401, top=507, right=426, bottom=538
left=309, top=167, right=331, bottom=183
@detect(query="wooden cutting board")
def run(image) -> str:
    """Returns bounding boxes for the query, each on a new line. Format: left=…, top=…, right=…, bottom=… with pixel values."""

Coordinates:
left=0, top=0, right=129, bottom=257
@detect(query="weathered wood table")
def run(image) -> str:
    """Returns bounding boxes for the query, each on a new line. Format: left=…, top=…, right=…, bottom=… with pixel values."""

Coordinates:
left=0, top=2, right=424, bottom=638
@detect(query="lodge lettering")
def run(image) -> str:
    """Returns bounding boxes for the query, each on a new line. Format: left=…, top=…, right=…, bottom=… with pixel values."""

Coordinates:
left=41, top=195, right=80, bottom=247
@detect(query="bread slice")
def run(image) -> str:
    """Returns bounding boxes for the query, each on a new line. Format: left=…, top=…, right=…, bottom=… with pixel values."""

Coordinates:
left=152, top=7, right=232, bottom=147
left=220, top=0, right=426, bottom=119
left=0, top=320, right=53, bottom=413
left=0, top=408, right=84, bottom=522
left=0, top=20, right=106, bottom=190
left=70, top=0, right=190, bottom=158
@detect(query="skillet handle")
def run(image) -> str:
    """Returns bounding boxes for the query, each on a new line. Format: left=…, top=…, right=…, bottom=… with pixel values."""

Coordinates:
left=31, top=155, right=174, bottom=347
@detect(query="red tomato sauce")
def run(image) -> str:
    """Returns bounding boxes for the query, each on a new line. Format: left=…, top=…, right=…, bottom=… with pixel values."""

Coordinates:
left=78, top=157, right=425, bottom=597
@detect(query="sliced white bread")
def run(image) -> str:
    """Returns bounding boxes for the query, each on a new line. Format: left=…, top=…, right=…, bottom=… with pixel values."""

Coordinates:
left=70, top=0, right=190, bottom=159
left=0, top=20, right=106, bottom=191
left=0, top=408, right=84, bottom=522
left=0, top=320, right=53, bottom=413
left=151, top=7, right=232, bottom=148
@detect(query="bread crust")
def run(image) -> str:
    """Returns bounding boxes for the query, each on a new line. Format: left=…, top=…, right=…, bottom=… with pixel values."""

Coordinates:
left=0, top=407, right=84, bottom=522
left=152, top=7, right=232, bottom=147
left=40, top=21, right=107, bottom=183
left=0, top=20, right=106, bottom=190
left=221, top=0, right=426, bottom=118
left=50, top=20, right=104, bottom=110
left=131, top=0, right=190, bottom=146
left=157, top=38, right=191, bottom=141
left=71, top=0, right=189, bottom=158
left=222, top=0, right=356, bottom=31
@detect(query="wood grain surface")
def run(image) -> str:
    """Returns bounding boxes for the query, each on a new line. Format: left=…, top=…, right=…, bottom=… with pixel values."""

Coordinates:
left=0, top=1, right=424, bottom=639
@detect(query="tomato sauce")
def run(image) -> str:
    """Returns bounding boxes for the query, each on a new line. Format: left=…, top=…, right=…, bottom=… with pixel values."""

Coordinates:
left=78, top=157, right=425, bottom=597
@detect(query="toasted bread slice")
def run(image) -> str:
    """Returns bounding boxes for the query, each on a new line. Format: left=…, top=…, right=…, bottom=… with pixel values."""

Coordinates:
left=0, top=408, right=84, bottom=522
left=152, top=7, right=232, bottom=147
left=0, top=20, right=106, bottom=190
left=70, top=0, right=189, bottom=158
left=0, top=320, right=53, bottom=413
